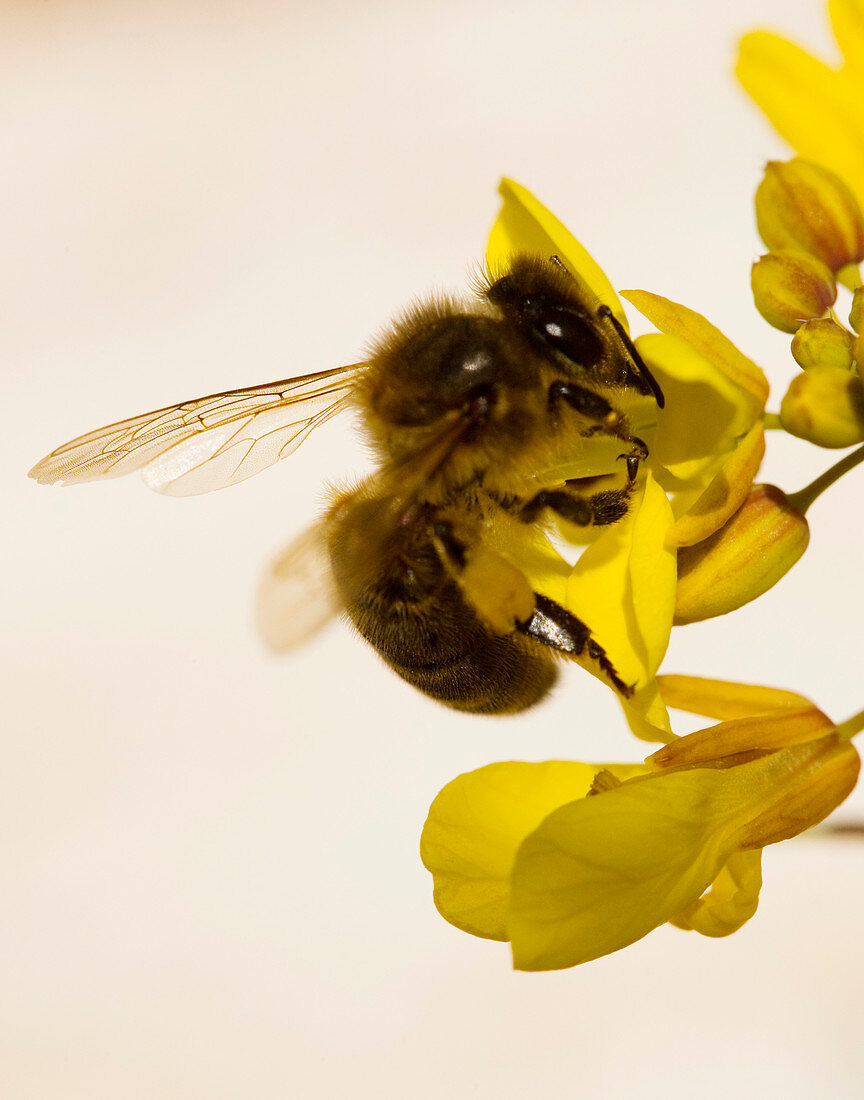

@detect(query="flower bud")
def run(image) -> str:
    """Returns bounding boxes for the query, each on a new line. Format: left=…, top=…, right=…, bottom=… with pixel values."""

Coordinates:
left=779, top=364, right=864, bottom=447
left=851, top=287, right=864, bottom=334
left=755, top=158, right=864, bottom=272
left=791, top=318, right=855, bottom=370
left=751, top=250, right=836, bottom=333
left=674, top=485, right=809, bottom=625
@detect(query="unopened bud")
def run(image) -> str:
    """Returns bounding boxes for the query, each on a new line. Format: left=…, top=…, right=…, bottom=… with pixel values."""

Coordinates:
left=780, top=364, right=864, bottom=447
left=851, top=287, right=864, bottom=334
left=755, top=158, right=864, bottom=272
left=751, top=250, right=836, bottom=333
left=674, top=485, right=809, bottom=625
left=791, top=318, right=855, bottom=370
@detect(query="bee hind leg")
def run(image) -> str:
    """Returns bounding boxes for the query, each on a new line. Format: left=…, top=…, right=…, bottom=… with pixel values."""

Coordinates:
left=432, top=520, right=536, bottom=635
left=434, top=519, right=632, bottom=697
left=516, top=594, right=633, bottom=697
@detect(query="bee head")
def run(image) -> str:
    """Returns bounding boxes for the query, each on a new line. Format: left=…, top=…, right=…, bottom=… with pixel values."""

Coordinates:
left=368, top=312, right=535, bottom=429
left=487, top=258, right=606, bottom=372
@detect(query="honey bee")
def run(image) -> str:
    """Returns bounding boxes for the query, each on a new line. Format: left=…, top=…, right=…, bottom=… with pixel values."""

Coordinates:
left=30, top=254, right=663, bottom=714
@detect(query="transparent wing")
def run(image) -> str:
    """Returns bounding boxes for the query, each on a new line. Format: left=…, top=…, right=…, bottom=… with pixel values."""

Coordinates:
left=255, top=522, right=342, bottom=651
left=29, top=363, right=366, bottom=496
left=255, top=413, right=480, bottom=654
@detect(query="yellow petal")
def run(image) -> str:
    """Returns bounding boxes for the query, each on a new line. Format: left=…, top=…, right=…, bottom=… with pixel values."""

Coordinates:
left=420, top=760, right=646, bottom=941
left=831, top=0, right=864, bottom=72
left=633, top=334, right=763, bottom=490
left=670, top=850, right=763, bottom=938
left=657, top=674, right=815, bottom=719
left=508, top=767, right=738, bottom=970
left=621, top=679, right=675, bottom=744
left=736, top=32, right=864, bottom=211
left=509, top=737, right=858, bottom=970
left=734, top=736, right=860, bottom=848
left=623, top=290, right=769, bottom=408
left=646, top=706, right=834, bottom=768
left=666, top=422, right=765, bottom=547
left=493, top=527, right=574, bottom=609
left=567, top=473, right=676, bottom=694
left=487, top=178, right=629, bottom=330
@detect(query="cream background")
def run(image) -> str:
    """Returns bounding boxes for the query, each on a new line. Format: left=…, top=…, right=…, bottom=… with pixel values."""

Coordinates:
left=4, top=1, right=864, bottom=1097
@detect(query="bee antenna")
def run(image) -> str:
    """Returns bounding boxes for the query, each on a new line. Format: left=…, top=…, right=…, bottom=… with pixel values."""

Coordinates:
left=597, top=305, right=665, bottom=409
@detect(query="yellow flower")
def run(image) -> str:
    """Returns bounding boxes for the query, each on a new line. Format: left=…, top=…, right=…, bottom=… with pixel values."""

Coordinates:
left=737, top=0, right=864, bottom=217
left=488, top=181, right=770, bottom=737
left=421, top=676, right=859, bottom=970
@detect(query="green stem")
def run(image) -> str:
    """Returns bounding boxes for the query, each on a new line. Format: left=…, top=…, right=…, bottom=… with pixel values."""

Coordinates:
left=835, top=705, right=864, bottom=741
left=786, top=442, right=864, bottom=514
left=763, top=412, right=783, bottom=429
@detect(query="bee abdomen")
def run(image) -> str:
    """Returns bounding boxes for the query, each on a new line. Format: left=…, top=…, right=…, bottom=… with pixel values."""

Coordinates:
left=336, top=545, right=555, bottom=714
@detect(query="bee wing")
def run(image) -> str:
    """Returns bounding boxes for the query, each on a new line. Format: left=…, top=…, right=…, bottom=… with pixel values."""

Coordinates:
left=29, top=363, right=366, bottom=496
left=255, top=522, right=342, bottom=651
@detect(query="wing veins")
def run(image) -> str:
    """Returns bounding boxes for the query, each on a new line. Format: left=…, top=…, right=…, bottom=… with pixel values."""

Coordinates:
left=30, top=363, right=365, bottom=490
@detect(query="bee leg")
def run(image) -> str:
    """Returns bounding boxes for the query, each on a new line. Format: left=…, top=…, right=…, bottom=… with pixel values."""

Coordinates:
left=618, top=435, right=649, bottom=484
left=518, top=485, right=632, bottom=527
left=548, top=380, right=622, bottom=428
left=516, top=594, right=633, bottom=697
left=547, top=381, right=649, bottom=483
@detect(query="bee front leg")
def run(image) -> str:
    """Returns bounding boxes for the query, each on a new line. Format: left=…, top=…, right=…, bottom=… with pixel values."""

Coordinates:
left=547, top=381, right=647, bottom=483
left=515, top=594, right=633, bottom=697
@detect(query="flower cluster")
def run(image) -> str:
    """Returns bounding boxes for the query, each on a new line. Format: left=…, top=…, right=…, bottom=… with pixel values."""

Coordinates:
left=420, top=0, right=864, bottom=969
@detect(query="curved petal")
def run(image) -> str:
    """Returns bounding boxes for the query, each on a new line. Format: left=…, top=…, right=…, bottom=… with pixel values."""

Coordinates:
left=566, top=474, right=676, bottom=697
left=420, top=760, right=647, bottom=942
left=666, top=422, right=765, bottom=547
left=508, top=738, right=858, bottom=970
left=736, top=31, right=864, bottom=210
left=487, top=178, right=629, bottom=330
left=622, top=290, right=769, bottom=408
left=508, top=767, right=737, bottom=970
left=657, top=674, right=818, bottom=719
left=670, top=850, right=763, bottom=938
left=831, top=0, right=864, bottom=73
left=634, top=333, right=763, bottom=489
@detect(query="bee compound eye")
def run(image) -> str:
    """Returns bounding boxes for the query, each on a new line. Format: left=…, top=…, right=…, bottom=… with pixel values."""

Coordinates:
left=529, top=303, right=604, bottom=369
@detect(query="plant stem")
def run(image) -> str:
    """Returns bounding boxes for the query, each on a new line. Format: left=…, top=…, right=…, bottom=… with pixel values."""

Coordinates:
left=835, top=705, right=864, bottom=741
left=786, top=442, right=864, bottom=514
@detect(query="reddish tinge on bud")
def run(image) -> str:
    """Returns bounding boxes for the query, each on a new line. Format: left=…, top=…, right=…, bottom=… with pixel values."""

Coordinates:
left=674, top=485, right=809, bottom=625
left=791, top=318, right=855, bottom=370
left=751, top=250, right=836, bottom=334
left=755, top=158, right=864, bottom=273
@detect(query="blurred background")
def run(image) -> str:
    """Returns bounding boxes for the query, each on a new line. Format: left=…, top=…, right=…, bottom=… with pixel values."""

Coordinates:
left=4, top=1, right=864, bottom=1096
